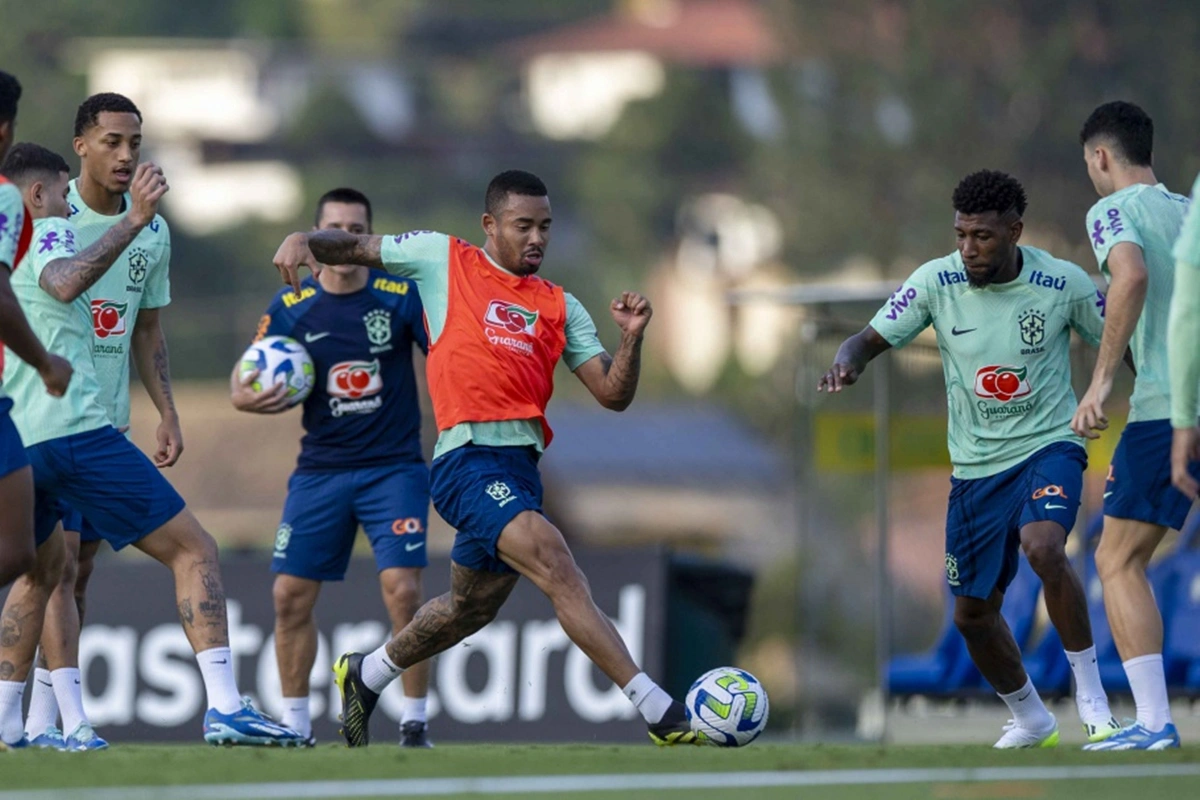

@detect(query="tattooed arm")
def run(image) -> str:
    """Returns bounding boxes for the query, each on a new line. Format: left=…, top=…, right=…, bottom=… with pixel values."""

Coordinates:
left=37, top=163, right=167, bottom=303
left=132, top=308, right=183, bottom=466
left=273, top=230, right=384, bottom=292
left=573, top=291, right=652, bottom=412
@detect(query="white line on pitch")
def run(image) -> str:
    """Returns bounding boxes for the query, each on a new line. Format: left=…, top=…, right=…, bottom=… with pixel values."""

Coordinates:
left=3, top=764, right=1200, bottom=800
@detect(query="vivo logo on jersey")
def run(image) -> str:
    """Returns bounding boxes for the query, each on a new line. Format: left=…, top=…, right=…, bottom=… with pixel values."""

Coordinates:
left=1106, top=208, right=1125, bottom=235
left=328, top=360, right=384, bottom=418
left=1027, top=270, right=1066, bottom=291
left=884, top=286, right=918, bottom=320
left=91, top=299, right=128, bottom=338
left=937, top=270, right=968, bottom=286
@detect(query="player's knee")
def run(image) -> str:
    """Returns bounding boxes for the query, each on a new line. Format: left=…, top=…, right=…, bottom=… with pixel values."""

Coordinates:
left=57, top=552, right=79, bottom=593
left=452, top=596, right=503, bottom=636
left=535, top=549, right=587, bottom=598
left=1021, top=536, right=1066, bottom=576
left=384, top=576, right=421, bottom=619
left=0, top=545, right=35, bottom=586
left=954, top=601, right=996, bottom=637
left=272, top=579, right=316, bottom=628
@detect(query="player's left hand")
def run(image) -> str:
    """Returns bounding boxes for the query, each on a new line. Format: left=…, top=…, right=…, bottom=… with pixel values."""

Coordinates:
left=1071, top=379, right=1111, bottom=439
left=1171, top=426, right=1200, bottom=500
left=273, top=233, right=322, bottom=294
left=154, top=414, right=184, bottom=468
left=611, top=292, right=652, bottom=338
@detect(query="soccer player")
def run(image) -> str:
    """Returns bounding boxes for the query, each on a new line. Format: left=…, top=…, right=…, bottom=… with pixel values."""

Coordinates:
left=231, top=187, right=433, bottom=747
left=0, top=71, right=73, bottom=592
left=273, top=170, right=698, bottom=747
left=0, top=142, right=303, bottom=748
left=1071, top=102, right=1195, bottom=751
left=22, top=92, right=180, bottom=750
left=818, top=170, right=1120, bottom=748
left=1168, top=172, right=1200, bottom=501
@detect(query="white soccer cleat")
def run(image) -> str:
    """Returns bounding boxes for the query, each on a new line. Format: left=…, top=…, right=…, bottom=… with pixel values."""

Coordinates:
left=1077, top=695, right=1121, bottom=743
left=993, top=715, right=1059, bottom=749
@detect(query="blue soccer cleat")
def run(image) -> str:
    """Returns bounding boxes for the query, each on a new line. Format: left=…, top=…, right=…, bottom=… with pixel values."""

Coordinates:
left=1, top=736, right=31, bottom=750
left=28, top=726, right=69, bottom=751
left=1083, top=721, right=1181, bottom=751
left=65, top=723, right=109, bottom=751
left=203, top=698, right=306, bottom=747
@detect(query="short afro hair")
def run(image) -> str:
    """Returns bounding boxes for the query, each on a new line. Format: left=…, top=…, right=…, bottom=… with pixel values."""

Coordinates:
left=1, top=142, right=71, bottom=187
left=315, top=187, right=372, bottom=227
left=1079, top=101, right=1153, bottom=167
left=74, top=92, right=142, bottom=137
left=0, top=71, right=21, bottom=126
left=952, top=170, right=1027, bottom=218
left=485, top=170, right=547, bottom=217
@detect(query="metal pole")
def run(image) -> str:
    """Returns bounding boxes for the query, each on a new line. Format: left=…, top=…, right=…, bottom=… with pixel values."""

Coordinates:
left=873, top=355, right=891, bottom=743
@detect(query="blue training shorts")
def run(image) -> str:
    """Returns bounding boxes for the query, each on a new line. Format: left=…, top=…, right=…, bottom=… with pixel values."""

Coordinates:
left=27, top=426, right=186, bottom=551
left=58, top=503, right=106, bottom=544
left=431, top=444, right=543, bottom=575
left=271, top=461, right=430, bottom=582
left=0, top=398, right=29, bottom=481
left=1104, top=419, right=1200, bottom=530
left=945, top=441, right=1086, bottom=599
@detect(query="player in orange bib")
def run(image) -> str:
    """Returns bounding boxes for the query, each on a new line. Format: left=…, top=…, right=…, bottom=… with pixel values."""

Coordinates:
left=273, top=170, right=698, bottom=746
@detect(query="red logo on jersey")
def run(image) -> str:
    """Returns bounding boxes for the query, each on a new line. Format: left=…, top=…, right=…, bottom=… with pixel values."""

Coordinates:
left=484, top=300, right=538, bottom=335
left=327, top=360, right=383, bottom=399
left=90, top=299, right=128, bottom=338
left=974, top=365, right=1031, bottom=403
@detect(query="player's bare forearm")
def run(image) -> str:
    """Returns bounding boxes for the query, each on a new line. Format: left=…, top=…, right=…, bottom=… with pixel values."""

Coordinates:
left=819, top=326, right=891, bottom=393
left=38, top=216, right=147, bottom=303
left=596, top=332, right=643, bottom=411
left=0, top=271, right=53, bottom=372
left=1092, top=270, right=1145, bottom=384
left=306, top=229, right=384, bottom=270
left=133, top=311, right=177, bottom=419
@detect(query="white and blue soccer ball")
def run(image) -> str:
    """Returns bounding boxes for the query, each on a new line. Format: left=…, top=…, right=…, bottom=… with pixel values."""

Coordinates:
left=238, top=335, right=315, bottom=406
left=685, top=667, right=769, bottom=747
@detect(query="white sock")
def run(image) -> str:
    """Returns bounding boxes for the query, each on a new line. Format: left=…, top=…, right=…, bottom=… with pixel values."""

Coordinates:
left=1065, top=646, right=1110, bottom=713
left=0, top=680, right=27, bottom=744
left=621, top=672, right=674, bottom=725
left=401, top=695, right=427, bottom=725
left=360, top=645, right=403, bottom=694
left=1123, top=654, right=1173, bottom=731
left=50, top=668, right=87, bottom=735
left=280, top=696, right=311, bottom=739
left=196, top=647, right=242, bottom=714
left=998, top=677, right=1054, bottom=731
left=24, top=668, right=59, bottom=737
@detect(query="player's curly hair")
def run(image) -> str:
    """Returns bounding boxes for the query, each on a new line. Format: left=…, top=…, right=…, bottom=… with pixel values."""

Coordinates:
left=485, top=170, right=547, bottom=216
left=74, top=92, right=142, bottom=137
left=952, top=170, right=1027, bottom=218
left=1079, top=101, right=1153, bottom=167
left=0, top=71, right=21, bottom=126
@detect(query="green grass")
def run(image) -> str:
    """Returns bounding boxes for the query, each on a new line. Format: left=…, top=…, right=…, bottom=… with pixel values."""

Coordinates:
left=1, top=743, right=1198, bottom=799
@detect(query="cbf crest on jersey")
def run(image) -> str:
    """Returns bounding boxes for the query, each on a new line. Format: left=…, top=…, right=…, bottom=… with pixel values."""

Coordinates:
left=1018, top=308, right=1045, bottom=353
left=364, top=308, right=392, bottom=352
left=127, top=247, right=149, bottom=285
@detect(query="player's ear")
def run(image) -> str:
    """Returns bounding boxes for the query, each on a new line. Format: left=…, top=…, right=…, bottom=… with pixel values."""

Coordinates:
left=481, top=212, right=497, bottom=238
left=72, top=136, right=86, bottom=159
left=1009, top=219, right=1024, bottom=244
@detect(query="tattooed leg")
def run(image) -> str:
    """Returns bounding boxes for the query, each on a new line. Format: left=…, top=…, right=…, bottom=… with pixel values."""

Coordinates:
left=133, top=509, right=230, bottom=652
left=383, top=563, right=518, bottom=668
left=0, top=528, right=65, bottom=684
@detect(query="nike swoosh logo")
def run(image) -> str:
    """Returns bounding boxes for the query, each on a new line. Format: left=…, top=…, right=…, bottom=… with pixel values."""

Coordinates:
left=1045, top=504, right=1067, bottom=510
left=951, top=326, right=977, bottom=335
left=214, top=659, right=228, bottom=664
left=304, top=332, right=331, bottom=343
left=1103, top=491, right=1113, bottom=498
left=405, top=541, right=425, bottom=552
left=37, top=681, right=52, bottom=688
left=1017, top=689, right=1032, bottom=702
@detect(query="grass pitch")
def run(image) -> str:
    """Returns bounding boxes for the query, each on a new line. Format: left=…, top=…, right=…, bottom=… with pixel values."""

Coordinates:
left=1, top=742, right=1198, bottom=799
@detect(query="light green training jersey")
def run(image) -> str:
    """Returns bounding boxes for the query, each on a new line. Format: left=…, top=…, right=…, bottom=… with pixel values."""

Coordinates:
left=2, top=218, right=110, bottom=445
left=379, top=231, right=606, bottom=459
left=870, top=246, right=1105, bottom=479
left=0, top=181, right=26, bottom=402
left=1168, top=173, right=1200, bottom=428
left=67, top=180, right=171, bottom=429
left=1085, top=182, right=1190, bottom=422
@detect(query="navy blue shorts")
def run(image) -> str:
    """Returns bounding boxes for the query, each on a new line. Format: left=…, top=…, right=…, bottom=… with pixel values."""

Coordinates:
left=431, top=444, right=543, bottom=575
left=945, top=441, right=1086, bottom=599
left=0, top=398, right=29, bottom=480
left=58, top=504, right=105, bottom=544
left=1104, top=419, right=1200, bottom=530
left=271, top=461, right=430, bottom=581
left=27, top=426, right=186, bottom=551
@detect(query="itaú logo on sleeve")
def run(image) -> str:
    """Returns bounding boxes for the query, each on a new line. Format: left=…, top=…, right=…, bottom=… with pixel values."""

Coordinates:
left=327, top=360, right=384, bottom=417
left=91, top=299, right=129, bottom=338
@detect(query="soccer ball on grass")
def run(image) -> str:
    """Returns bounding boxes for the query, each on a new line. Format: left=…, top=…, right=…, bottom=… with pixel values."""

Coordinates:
left=238, top=336, right=315, bottom=406
left=685, top=667, right=769, bottom=747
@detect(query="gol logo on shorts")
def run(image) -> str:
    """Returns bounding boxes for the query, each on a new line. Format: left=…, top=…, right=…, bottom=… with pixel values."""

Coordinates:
left=392, top=518, right=424, bottom=535
left=1031, top=484, right=1068, bottom=500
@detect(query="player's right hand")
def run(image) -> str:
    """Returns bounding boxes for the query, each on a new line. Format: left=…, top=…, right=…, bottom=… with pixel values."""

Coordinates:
left=1171, top=426, right=1200, bottom=501
left=818, top=362, right=859, bottom=393
left=128, top=162, right=169, bottom=227
left=230, top=368, right=292, bottom=414
left=273, top=233, right=320, bottom=294
left=38, top=354, right=73, bottom=397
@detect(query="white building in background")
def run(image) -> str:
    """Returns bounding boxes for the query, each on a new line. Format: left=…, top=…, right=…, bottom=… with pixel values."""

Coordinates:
left=69, top=39, right=307, bottom=235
